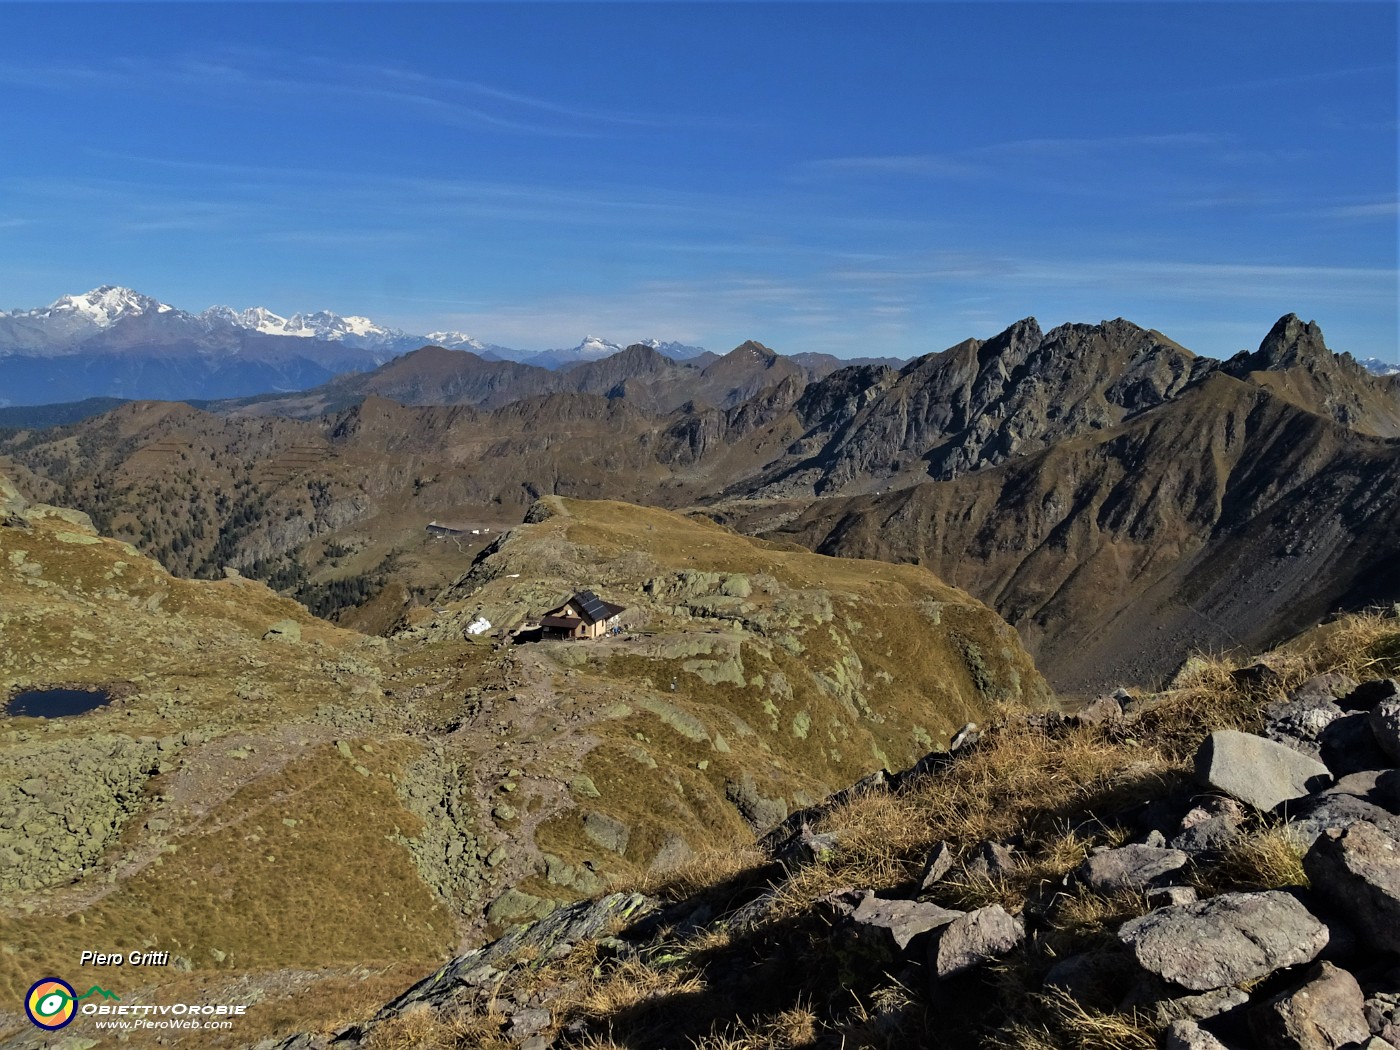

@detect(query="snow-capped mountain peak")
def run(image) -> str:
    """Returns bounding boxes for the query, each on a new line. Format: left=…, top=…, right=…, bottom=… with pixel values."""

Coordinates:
left=577, top=335, right=623, bottom=357
left=425, top=331, right=489, bottom=351
left=1359, top=356, right=1400, bottom=377
left=43, top=285, right=173, bottom=327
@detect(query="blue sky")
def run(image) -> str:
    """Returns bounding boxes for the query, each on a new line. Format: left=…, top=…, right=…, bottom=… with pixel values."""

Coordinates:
left=1, top=2, right=1395, bottom=360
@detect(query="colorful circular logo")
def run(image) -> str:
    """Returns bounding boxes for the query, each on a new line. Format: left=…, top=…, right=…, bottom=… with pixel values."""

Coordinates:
left=25, top=977, right=77, bottom=1030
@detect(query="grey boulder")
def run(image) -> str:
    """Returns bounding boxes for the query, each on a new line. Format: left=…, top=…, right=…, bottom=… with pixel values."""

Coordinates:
left=931, top=904, right=1025, bottom=979
left=1119, top=891, right=1328, bottom=991
left=1303, top=820, right=1400, bottom=953
left=1075, top=844, right=1190, bottom=893
left=1195, top=730, right=1331, bottom=811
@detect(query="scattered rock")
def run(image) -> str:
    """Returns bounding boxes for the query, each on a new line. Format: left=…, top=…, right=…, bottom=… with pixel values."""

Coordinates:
left=772, top=823, right=840, bottom=869
left=583, top=811, right=630, bottom=854
left=725, top=772, right=788, bottom=830
left=1074, top=694, right=1123, bottom=726
left=1164, top=1019, right=1236, bottom=1050
left=964, top=840, right=1019, bottom=882
left=1171, top=797, right=1247, bottom=853
left=1291, top=674, right=1361, bottom=704
left=1317, top=714, right=1391, bottom=776
left=1076, top=844, right=1189, bottom=893
left=848, top=892, right=963, bottom=954
left=1148, top=886, right=1200, bottom=909
left=931, top=904, right=1025, bottom=979
left=1303, top=820, right=1400, bottom=953
left=1119, top=891, right=1328, bottom=992
left=1232, top=662, right=1283, bottom=691
left=569, top=774, right=601, bottom=799
left=1284, top=792, right=1400, bottom=849
left=1343, top=679, right=1399, bottom=711
left=507, top=1007, right=552, bottom=1042
left=1265, top=694, right=1344, bottom=760
left=920, top=840, right=956, bottom=890
left=1249, top=961, right=1369, bottom=1050
left=1195, top=730, right=1331, bottom=811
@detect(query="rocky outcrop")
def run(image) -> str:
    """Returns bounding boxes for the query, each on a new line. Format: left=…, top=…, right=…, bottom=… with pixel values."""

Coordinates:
left=0, top=735, right=164, bottom=891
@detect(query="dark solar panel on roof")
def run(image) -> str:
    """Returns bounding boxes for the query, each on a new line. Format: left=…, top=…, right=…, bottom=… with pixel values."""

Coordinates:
left=574, top=590, right=612, bottom=622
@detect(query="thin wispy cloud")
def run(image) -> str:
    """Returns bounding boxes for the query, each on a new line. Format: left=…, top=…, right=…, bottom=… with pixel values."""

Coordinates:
left=808, top=132, right=1226, bottom=177
left=0, top=50, right=682, bottom=138
left=1326, top=201, right=1399, bottom=221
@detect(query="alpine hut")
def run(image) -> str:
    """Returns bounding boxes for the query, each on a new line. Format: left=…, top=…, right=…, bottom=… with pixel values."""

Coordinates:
left=540, top=590, right=627, bottom=640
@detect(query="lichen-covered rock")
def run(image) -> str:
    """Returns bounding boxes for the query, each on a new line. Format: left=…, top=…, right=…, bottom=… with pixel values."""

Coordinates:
left=1119, top=891, right=1328, bottom=992
left=725, top=772, right=788, bottom=830
left=583, top=811, right=630, bottom=854
left=263, top=618, right=302, bottom=643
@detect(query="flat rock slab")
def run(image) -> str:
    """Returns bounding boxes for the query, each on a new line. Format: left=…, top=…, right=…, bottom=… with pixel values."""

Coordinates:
left=1195, top=730, right=1331, bottom=811
left=849, top=893, right=963, bottom=952
left=1303, top=820, right=1400, bottom=954
left=1119, top=891, right=1328, bottom=992
left=1249, top=961, right=1368, bottom=1050
left=931, top=903, right=1025, bottom=979
left=1076, top=844, right=1190, bottom=893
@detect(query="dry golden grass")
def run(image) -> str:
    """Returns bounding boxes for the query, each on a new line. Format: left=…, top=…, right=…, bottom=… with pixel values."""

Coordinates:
left=628, top=847, right=773, bottom=903
left=991, top=988, right=1159, bottom=1050
left=1150, top=609, right=1400, bottom=758
left=772, top=722, right=1166, bottom=915
left=1200, top=825, right=1310, bottom=894
left=1049, top=888, right=1152, bottom=937
left=363, top=1004, right=514, bottom=1050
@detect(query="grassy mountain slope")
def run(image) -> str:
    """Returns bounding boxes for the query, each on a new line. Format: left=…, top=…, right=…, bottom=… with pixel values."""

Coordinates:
left=0, top=477, right=1041, bottom=1047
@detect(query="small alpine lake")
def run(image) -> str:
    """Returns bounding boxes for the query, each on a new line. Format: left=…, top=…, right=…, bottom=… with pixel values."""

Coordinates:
left=4, top=688, right=112, bottom=718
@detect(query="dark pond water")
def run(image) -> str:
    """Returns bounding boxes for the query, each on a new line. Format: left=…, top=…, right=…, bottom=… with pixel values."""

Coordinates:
left=5, top=688, right=112, bottom=718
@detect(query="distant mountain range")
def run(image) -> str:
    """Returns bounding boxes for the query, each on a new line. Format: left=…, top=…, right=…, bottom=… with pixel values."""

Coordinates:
left=0, top=286, right=709, bottom=405
left=6, top=310, right=1396, bottom=693
left=1360, top=357, right=1400, bottom=377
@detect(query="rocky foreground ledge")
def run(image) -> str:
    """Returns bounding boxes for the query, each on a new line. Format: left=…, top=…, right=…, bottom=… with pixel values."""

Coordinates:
left=266, top=667, right=1400, bottom=1050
